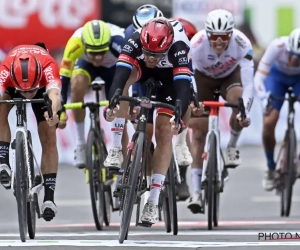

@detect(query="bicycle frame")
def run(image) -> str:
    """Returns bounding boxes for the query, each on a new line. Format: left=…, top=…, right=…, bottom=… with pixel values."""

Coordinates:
left=201, top=107, right=223, bottom=185
left=11, top=102, right=43, bottom=200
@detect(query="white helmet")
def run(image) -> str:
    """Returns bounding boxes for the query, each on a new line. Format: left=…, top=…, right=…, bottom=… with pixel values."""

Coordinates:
left=205, top=9, right=234, bottom=33
left=288, top=28, right=300, bottom=54
left=132, top=4, right=163, bottom=30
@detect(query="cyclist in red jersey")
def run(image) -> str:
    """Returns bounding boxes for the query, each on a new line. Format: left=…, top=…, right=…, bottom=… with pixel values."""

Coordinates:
left=0, top=43, right=61, bottom=221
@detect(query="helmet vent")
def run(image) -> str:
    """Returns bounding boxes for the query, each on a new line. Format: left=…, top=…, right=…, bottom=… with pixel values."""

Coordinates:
left=20, top=58, right=29, bottom=82
left=92, top=21, right=100, bottom=39
left=218, top=18, right=222, bottom=29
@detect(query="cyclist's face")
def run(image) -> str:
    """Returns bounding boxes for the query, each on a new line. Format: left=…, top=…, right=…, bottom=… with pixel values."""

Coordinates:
left=287, top=54, right=300, bottom=67
left=207, top=32, right=232, bottom=55
left=86, top=51, right=107, bottom=67
left=144, top=55, right=163, bottom=68
left=19, top=89, right=38, bottom=99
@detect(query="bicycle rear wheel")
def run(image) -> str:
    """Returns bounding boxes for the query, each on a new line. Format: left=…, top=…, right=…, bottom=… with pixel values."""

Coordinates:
left=207, top=133, right=217, bottom=230
left=167, top=156, right=178, bottom=235
left=119, top=133, right=144, bottom=244
left=15, top=131, right=28, bottom=242
left=26, top=131, right=36, bottom=239
left=160, top=190, right=171, bottom=233
left=281, top=128, right=297, bottom=217
left=86, top=129, right=104, bottom=230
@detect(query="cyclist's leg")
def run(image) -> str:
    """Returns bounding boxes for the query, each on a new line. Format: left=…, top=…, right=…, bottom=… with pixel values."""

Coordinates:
left=221, top=66, right=244, bottom=167
left=187, top=69, right=217, bottom=213
left=0, top=88, right=14, bottom=189
left=31, top=87, right=58, bottom=221
left=70, top=59, right=94, bottom=168
left=261, top=67, right=286, bottom=190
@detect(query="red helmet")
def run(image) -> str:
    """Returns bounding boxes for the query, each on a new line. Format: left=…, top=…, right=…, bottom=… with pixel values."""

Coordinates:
left=140, top=17, right=174, bottom=53
left=170, top=17, right=198, bottom=40
left=10, top=52, right=42, bottom=91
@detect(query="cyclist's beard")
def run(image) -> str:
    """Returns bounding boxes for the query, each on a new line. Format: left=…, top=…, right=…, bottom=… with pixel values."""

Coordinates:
left=144, top=57, right=159, bottom=68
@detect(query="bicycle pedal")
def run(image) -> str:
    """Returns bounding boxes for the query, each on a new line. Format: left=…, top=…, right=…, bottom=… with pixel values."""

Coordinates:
left=138, top=222, right=153, bottom=228
left=42, top=208, right=55, bottom=222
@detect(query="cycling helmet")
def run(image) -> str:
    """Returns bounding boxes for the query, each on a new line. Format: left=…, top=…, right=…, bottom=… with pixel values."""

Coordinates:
left=205, top=9, right=234, bottom=33
left=140, top=17, right=174, bottom=54
left=81, top=20, right=111, bottom=52
left=288, top=28, right=300, bottom=54
left=10, top=52, right=42, bottom=91
left=133, top=4, right=163, bottom=30
left=170, top=17, right=197, bottom=40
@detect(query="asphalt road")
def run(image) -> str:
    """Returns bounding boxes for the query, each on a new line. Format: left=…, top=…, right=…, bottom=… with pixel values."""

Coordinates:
left=1, top=145, right=300, bottom=249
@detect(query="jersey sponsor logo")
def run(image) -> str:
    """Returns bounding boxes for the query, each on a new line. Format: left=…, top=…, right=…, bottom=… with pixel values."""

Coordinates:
left=174, top=50, right=186, bottom=57
left=112, top=42, right=122, bottom=53
left=203, top=57, right=237, bottom=77
left=123, top=44, right=133, bottom=53
left=69, top=44, right=81, bottom=54
left=192, top=34, right=204, bottom=48
left=207, top=54, right=215, bottom=60
left=60, top=59, right=72, bottom=70
left=10, top=47, right=48, bottom=56
left=160, top=37, right=167, bottom=48
left=44, top=66, right=56, bottom=84
left=0, top=70, right=9, bottom=88
left=235, top=35, right=247, bottom=49
left=178, top=57, right=188, bottom=65
left=128, top=38, right=138, bottom=48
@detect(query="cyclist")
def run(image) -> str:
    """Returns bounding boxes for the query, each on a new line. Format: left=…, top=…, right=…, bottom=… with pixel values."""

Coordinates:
left=104, top=17, right=203, bottom=225
left=254, top=28, right=300, bottom=191
left=188, top=9, right=253, bottom=213
left=0, top=43, right=61, bottom=221
left=59, top=20, right=126, bottom=169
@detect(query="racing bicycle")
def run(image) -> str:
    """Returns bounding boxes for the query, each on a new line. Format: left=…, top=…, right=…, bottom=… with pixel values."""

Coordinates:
left=270, top=87, right=299, bottom=217
left=0, top=92, right=53, bottom=242
left=60, top=79, right=119, bottom=230
left=108, top=78, right=182, bottom=244
left=200, top=89, right=246, bottom=230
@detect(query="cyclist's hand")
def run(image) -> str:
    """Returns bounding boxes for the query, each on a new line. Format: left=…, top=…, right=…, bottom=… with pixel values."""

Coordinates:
left=58, top=112, right=68, bottom=129
left=126, top=106, right=140, bottom=121
left=104, top=106, right=118, bottom=122
left=190, top=101, right=205, bottom=116
left=237, top=115, right=251, bottom=128
left=44, top=111, right=59, bottom=126
left=260, top=91, right=271, bottom=115
left=170, top=119, right=185, bottom=135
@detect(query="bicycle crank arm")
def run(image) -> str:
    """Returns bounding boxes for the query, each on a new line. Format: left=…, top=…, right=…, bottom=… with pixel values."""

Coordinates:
left=29, top=183, right=43, bottom=198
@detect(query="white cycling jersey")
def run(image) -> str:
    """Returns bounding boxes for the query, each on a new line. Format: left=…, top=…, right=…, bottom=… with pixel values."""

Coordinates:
left=254, top=36, right=300, bottom=99
left=191, top=29, right=254, bottom=114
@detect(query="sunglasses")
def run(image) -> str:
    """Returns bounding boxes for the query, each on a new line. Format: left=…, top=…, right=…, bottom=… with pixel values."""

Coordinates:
left=207, top=32, right=232, bottom=42
left=142, top=48, right=165, bottom=59
left=288, top=50, right=300, bottom=60
left=16, top=87, right=39, bottom=94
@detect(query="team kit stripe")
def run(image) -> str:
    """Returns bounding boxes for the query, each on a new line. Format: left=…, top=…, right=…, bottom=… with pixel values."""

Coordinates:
left=173, top=67, right=190, bottom=75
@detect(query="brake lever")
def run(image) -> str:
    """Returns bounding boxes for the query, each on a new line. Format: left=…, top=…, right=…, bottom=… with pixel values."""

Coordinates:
left=108, top=89, right=122, bottom=116
left=42, top=92, right=53, bottom=119
left=129, top=91, right=138, bottom=116
left=191, top=85, right=200, bottom=109
left=238, top=98, right=246, bottom=121
left=174, top=99, right=182, bottom=129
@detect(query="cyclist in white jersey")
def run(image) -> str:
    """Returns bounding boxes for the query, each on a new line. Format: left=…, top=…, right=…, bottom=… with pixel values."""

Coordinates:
left=254, top=28, right=300, bottom=191
left=187, top=9, right=254, bottom=213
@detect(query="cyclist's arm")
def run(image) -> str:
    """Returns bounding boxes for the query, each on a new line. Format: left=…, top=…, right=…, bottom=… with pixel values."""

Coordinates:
left=59, top=34, right=84, bottom=103
left=0, top=64, right=10, bottom=96
left=108, top=31, right=141, bottom=101
left=254, top=39, right=280, bottom=99
left=44, top=59, right=63, bottom=114
left=169, top=41, right=192, bottom=118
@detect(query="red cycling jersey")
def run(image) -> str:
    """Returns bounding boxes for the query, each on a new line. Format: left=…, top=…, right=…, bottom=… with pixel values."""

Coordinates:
left=0, top=45, right=61, bottom=95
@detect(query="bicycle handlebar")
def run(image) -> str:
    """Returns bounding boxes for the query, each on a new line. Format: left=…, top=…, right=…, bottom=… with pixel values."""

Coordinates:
left=0, top=92, right=53, bottom=119
left=109, top=88, right=182, bottom=129
left=203, top=98, right=246, bottom=121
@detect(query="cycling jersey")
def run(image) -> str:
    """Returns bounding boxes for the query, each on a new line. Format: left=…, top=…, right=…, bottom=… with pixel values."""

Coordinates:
left=191, top=29, right=254, bottom=114
left=109, top=19, right=192, bottom=117
left=0, top=45, right=61, bottom=96
left=254, top=36, right=300, bottom=99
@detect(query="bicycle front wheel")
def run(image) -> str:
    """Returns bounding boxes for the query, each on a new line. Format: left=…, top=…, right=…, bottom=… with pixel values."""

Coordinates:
left=282, top=128, right=297, bottom=217
left=207, top=132, right=217, bottom=230
left=15, top=131, right=28, bottom=242
left=26, top=131, right=36, bottom=239
left=167, top=156, right=178, bottom=235
left=87, top=129, right=104, bottom=230
left=119, top=133, right=144, bottom=244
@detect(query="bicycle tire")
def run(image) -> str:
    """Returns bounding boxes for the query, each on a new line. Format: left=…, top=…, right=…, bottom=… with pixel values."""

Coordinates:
left=15, top=131, right=28, bottom=242
left=86, top=129, right=104, bottom=230
left=282, top=128, right=297, bottom=217
left=213, top=192, right=220, bottom=227
left=119, top=133, right=144, bottom=244
left=167, top=156, right=178, bottom=235
left=207, top=132, right=217, bottom=230
left=279, top=142, right=287, bottom=217
left=104, top=185, right=111, bottom=226
left=26, top=131, right=36, bottom=239
left=162, top=193, right=171, bottom=233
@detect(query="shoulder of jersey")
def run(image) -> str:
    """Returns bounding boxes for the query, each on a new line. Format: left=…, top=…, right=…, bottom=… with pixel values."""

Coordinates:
left=231, top=29, right=252, bottom=49
left=106, top=22, right=125, bottom=37
left=190, top=30, right=207, bottom=49
left=272, top=36, right=288, bottom=50
left=71, top=27, right=84, bottom=39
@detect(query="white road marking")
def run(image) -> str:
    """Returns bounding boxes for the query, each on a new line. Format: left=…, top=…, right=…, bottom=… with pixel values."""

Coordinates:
left=0, top=240, right=300, bottom=247
left=0, top=231, right=298, bottom=237
left=251, top=196, right=300, bottom=202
